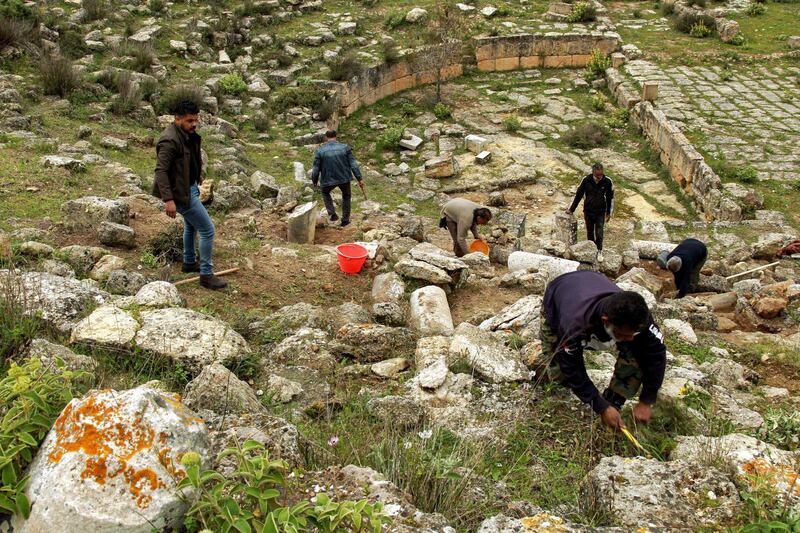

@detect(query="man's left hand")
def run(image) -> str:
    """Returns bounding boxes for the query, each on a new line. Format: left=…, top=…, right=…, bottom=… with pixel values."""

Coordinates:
left=633, top=402, right=652, bottom=423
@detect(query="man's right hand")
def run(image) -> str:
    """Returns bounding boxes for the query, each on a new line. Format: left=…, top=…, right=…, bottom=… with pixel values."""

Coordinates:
left=165, top=200, right=177, bottom=219
left=564, top=208, right=573, bottom=215
left=601, top=406, right=625, bottom=429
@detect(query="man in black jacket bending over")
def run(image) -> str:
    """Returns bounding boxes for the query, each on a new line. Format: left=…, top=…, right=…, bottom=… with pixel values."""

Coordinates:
left=565, top=162, right=614, bottom=251
left=666, top=238, right=708, bottom=299
left=540, top=271, right=667, bottom=429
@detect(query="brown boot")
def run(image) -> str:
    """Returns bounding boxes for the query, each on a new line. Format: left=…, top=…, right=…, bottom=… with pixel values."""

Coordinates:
left=200, top=274, right=228, bottom=290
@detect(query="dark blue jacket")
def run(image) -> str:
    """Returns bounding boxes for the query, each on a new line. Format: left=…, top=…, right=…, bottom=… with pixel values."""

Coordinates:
left=543, top=271, right=666, bottom=414
left=667, top=238, right=708, bottom=298
left=569, top=174, right=614, bottom=216
left=311, top=140, right=362, bottom=188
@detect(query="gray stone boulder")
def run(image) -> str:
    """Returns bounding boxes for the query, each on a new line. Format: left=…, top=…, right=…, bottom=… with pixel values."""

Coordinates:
left=580, top=456, right=741, bottom=529
left=424, top=155, right=459, bottom=178
left=184, top=363, right=264, bottom=415
left=450, top=323, right=529, bottom=383
left=479, top=295, right=542, bottom=340
left=616, top=267, right=665, bottom=297
left=372, top=272, right=406, bottom=303
left=507, top=251, right=579, bottom=281
left=366, top=395, right=423, bottom=428
left=106, top=269, right=147, bottom=295
left=630, top=239, right=675, bottom=260
left=265, top=375, right=304, bottom=403
left=568, top=240, right=598, bottom=263
left=25, top=338, right=97, bottom=383
left=335, top=323, right=416, bottom=363
left=17, top=386, right=210, bottom=533
left=70, top=305, right=140, bottom=347
left=61, top=196, right=129, bottom=232
left=268, top=328, right=336, bottom=373
left=395, top=258, right=452, bottom=284
left=409, top=286, right=454, bottom=337
left=98, top=221, right=136, bottom=248
left=323, top=302, right=373, bottom=331
left=89, top=254, right=126, bottom=281
left=19, top=241, right=54, bottom=258
left=405, top=7, right=429, bottom=23
left=478, top=512, right=591, bottom=532
left=662, top=318, right=697, bottom=344
left=700, top=358, right=758, bottom=391
left=250, top=170, right=280, bottom=199
left=616, top=281, right=656, bottom=308
left=58, top=245, right=106, bottom=274
left=135, top=308, right=250, bottom=373
left=372, top=302, right=406, bottom=327
left=134, top=281, right=184, bottom=307
left=41, top=258, right=76, bottom=278
left=409, top=242, right=469, bottom=272
left=0, top=270, right=111, bottom=332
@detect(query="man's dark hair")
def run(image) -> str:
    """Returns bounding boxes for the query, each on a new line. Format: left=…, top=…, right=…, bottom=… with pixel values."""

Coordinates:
left=174, top=100, right=200, bottom=117
left=592, top=162, right=604, bottom=171
left=325, top=130, right=337, bottom=139
left=604, top=291, right=648, bottom=332
left=474, top=207, right=492, bottom=221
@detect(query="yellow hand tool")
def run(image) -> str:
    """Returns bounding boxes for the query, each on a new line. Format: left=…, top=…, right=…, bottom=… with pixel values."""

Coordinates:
left=620, top=426, right=648, bottom=455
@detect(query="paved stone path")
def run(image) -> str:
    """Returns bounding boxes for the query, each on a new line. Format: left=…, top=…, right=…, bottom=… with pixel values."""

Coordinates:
left=624, top=59, right=800, bottom=182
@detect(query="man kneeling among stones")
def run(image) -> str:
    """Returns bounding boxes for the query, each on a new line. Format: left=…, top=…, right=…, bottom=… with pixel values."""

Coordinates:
left=440, top=198, right=492, bottom=257
left=665, top=238, right=708, bottom=299
left=540, top=270, right=666, bottom=429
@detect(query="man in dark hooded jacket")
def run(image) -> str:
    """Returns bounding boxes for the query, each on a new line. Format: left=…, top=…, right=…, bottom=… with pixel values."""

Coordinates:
left=540, top=270, right=667, bottom=429
left=666, top=238, right=708, bottom=298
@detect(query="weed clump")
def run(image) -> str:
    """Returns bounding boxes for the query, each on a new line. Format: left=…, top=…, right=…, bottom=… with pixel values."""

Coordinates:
left=384, top=9, right=406, bottom=29
left=675, top=12, right=716, bottom=35
left=328, top=53, right=364, bottom=81
left=218, top=73, right=247, bottom=96
left=381, top=40, right=401, bottom=64
left=40, top=54, right=81, bottom=97
left=563, top=121, right=610, bottom=148
left=503, top=114, right=522, bottom=132
left=159, top=85, right=204, bottom=115
left=585, top=49, right=611, bottom=80
left=109, top=71, right=141, bottom=115
left=81, top=0, right=107, bottom=21
left=746, top=2, right=766, bottom=15
left=567, top=2, right=597, bottom=22
left=433, top=102, right=452, bottom=120
left=378, top=124, right=405, bottom=149
left=0, top=18, right=38, bottom=51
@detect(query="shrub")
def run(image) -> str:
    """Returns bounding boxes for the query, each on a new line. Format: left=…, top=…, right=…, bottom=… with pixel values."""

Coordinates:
left=746, top=2, right=766, bottom=15
left=328, top=53, right=364, bottom=81
left=81, top=0, right=107, bottom=21
left=179, top=439, right=390, bottom=532
left=689, top=21, right=712, bottom=38
left=0, top=357, right=90, bottom=517
left=711, top=158, right=758, bottom=183
left=0, top=276, right=43, bottom=360
left=381, top=40, right=401, bottom=65
left=251, top=112, right=270, bottom=132
left=660, top=2, right=675, bottom=15
left=400, top=102, right=418, bottom=117
left=269, top=86, right=324, bottom=115
left=158, top=85, right=204, bottom=115
left=149, top=0, right=166, bottom=14
left=0, top=17, right=37, bottom=51
left=591, top=94, right=607, bottom=112
left=0, top=0, right=35, bottom=20
left=109, top=70, right=141, bottom=115
left=756, top=410, right=800, bottom=451
left=378, top=124, right=405, bottom=149
left=384, top=9, right=406, bottom=29
left=675, top=12, right=716, bottom=35
left=686, top=0, right=707, bottom=6
left=607, top=108, right=629, bottom=129
left=528, top=101, right=546, bottom=115
left=585, top=48, right=611, bottom=80
left=218, top=73, right=247, bottom=95
left=503, top=114, right=522, bottom=132
left=433, top=102, right=452, bottom=120
left=315, top=97, right=336, bottom=121
left=126, top=42, right=156, bottom=73
left=563, top=121, right=609, bottom=148
left=40, top=55, right=80, bottom=97
left=566, top=2, right=597, bottom=23
left=58, top=27, right=89, bottom=58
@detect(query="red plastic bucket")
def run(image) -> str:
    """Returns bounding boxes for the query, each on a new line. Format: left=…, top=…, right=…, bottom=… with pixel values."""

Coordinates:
left=336, top=243, right=368, bottom=274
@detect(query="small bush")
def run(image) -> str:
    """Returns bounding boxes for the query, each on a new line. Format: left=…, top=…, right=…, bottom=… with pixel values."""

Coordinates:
left=585, top=49, right=611, bottom=80
left=686, top=0, right=707, bottom=6
left=381, top=40, right=401, bottom=65
left=0, top=357, right=90, bottom=518
left=109, top=70, right=141, bottom=115
left=746, top=2, right=766, bottom=15
left=503, top=114, right=522, bottom=132
left=675, top=12, right=716, bottom=35
left=149, top=0, right=166, bottom=14
left=384, top=9, right=406, bottom=29
left=563, top=121, right=609, bottom=148
left=591, top=94, right=607, bottom=112
left=528, top=101, right=546, bottom=115
left=720, top=68, right=733, bottom=81
left=40, top=55, right=80, bottom=97
left=711, top=158, right=758, bottom=184
left=0, top=17, right=37, bottom=51
left=58, top=28, right=89, bottom=58
left=126, top=42, right=156, bottom=73
left=328, top=53, right=364, bottom=81
left=689, top=21, right=712, bottom=38
left=607, top=108, right=629, bottom=129
left=756, top=410, right=800, bottom=451
left=218, top=73, right=247, bottom=95
left=0, top=0, right=35, bottom=20
left=268, top=86, right=324, bottom=115
left=251, top=113, right=270, bottom=132
left=433, top=102, right=452, bottom=120
left=81, top=0, right=107, bottom=21
left=315, top=97, right=336, bottom=121
left=378, top=124, right=405, bottom=149
left=632, top=9, right=642, bottom=18
left=566, top=2, right=597, bottom=23
left=158, top=85, right=204, bottom=115
left=660, top=2, right=675, bottom=15
left=400, top=102, right=418, bottom=117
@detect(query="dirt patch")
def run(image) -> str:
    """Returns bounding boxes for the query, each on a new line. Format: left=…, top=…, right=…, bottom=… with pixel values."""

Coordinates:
left=449, top=283, right=528, bottom=325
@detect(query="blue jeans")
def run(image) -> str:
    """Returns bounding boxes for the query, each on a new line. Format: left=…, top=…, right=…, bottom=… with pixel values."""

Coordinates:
left=177, top=184, right=215, bottom=275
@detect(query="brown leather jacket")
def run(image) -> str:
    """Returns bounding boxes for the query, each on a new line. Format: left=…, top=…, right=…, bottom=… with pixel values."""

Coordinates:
left=151, top=123, right=201, bottom=208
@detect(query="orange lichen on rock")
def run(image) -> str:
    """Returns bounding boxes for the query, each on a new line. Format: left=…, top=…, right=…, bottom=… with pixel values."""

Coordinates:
left=46, top=391, right=190, bottom=509
left=742, top=458, right=800, bottom=496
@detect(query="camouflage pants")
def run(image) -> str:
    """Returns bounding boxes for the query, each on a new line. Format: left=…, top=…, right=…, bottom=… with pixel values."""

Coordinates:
left=538, top=309, right=643, bottom=409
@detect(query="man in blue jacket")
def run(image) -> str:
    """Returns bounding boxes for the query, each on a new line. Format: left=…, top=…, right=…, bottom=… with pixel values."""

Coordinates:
left=311, top=130, right=364, bottom=227
left=666, top=238, right=708, bottom=299
left=540, top=270, right=667, bottom=429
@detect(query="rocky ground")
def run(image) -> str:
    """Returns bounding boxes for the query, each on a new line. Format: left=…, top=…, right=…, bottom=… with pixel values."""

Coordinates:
left=1, top=0, right=799, bottom=532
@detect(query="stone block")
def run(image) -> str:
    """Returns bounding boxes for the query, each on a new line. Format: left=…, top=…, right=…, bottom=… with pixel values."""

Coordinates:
left=476, top=151, right=492, bottom=164
left=495, top=57, right=520, bottom=71
left=611, top=52, right=626, bottom=68
left=287, top=202, right=318, bottom=244
left=520, top=55, right=542, bottom=69
left=399, top=134, right=423, bottom=151
left=424, top=155, right=460, bottom=178
left=642, top=82, right=659, bottom=102
left=477, top=59, right=497, bottom=72
left=464, top=134, right=489, bottom=154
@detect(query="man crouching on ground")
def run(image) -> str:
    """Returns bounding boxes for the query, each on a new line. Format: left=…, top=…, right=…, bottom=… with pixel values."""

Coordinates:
left=539, top=270, right=667, bottom=429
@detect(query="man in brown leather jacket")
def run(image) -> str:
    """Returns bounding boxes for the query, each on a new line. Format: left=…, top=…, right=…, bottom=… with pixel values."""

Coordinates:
left=152, top=100, right=226, bottom=290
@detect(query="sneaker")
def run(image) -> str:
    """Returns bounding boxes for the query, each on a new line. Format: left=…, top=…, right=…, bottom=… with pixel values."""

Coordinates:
left=329, top=214, right=339, bottom=222
left=200, top=274, right=228, bottom=290
left=182, top=262, right=200, bottom=273
left=340, top=220, right=351, bottom=227
left=597, top=252, right=604, bottom=262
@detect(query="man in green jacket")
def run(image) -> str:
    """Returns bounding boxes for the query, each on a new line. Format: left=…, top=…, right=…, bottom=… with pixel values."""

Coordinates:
left=152, top=100, right=226, bottom=290
left=440, top=198, right=492, bottom=257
